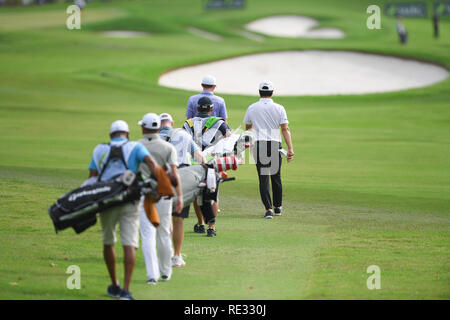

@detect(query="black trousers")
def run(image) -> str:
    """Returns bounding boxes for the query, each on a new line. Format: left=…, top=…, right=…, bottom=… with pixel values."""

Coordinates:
left=399, top=32, right=408, bottom=44
left=255, top=141, right=282, bottom=210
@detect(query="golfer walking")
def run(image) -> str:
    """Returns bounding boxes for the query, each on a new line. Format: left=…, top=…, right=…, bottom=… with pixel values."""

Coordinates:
left=137, top=113, right=183, bottom=285
left=186, top=75, right=228, bottom=122
left=88, top=120, right=158, bottom=300
left=244, top=81, right=294, bottom=219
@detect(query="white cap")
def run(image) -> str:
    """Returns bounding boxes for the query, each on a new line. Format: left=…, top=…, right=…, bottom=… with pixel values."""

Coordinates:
left=159, top=113, right=173, bottom=123
left=201, top=75, right=216, bottom=86
left=259, top=80, right=274, bottom=91
left=138, top=113, right=161, bottom=130
left=110, top=120, right=129, bottom=134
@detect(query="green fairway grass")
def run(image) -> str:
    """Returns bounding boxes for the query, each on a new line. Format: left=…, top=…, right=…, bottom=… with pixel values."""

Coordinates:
left=0, top=0, right=448, bottom=299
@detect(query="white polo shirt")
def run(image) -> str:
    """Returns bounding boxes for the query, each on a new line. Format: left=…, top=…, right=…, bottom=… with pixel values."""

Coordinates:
left=243, top=98, right=289, bottom=142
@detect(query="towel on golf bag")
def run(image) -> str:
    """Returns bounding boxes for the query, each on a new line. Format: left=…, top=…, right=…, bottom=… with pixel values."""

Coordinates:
left=144, top=194, right=159, bottom=228
left=48, top=173, right=142, bottom=234
left=142, top=165, right=176, bottom=227
left=156, top=165, right=175, bottom=198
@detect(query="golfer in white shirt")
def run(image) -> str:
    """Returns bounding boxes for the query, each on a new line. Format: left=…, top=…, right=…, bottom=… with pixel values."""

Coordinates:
left=243, top=80, right=294, bottom=219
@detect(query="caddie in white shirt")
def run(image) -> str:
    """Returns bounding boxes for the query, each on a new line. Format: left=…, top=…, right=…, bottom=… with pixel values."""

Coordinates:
left=244, top=80, right=294, bottom=219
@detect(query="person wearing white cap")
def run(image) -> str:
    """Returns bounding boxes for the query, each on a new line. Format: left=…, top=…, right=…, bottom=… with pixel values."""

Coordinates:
left=185, top=75, right=228, bottom=121
left=243, top=81, right=294, bottom=219
left=137, top=113, right=183, bottom=284
left=88, top=120, right=158, bottom=300
left=158, top=113, right=205, bottom=267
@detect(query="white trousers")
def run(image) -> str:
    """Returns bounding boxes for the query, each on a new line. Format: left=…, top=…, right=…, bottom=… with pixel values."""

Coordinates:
left=139, top=197, right=173, bottom=280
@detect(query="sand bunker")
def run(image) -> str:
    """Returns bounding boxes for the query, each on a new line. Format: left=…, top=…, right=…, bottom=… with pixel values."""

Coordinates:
left=158, top=50, right=448, bottom=96
left=245, top=15, right=344, bottom=39
left=100, top=30, right=150, bottom=38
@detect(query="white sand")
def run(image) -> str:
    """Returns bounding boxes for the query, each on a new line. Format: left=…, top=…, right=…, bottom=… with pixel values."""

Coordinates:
left=245, top=15, right=344, bottom=39
left=100, top=30, right=150, bottom=38
left=158, top=50, right=449, bottom=96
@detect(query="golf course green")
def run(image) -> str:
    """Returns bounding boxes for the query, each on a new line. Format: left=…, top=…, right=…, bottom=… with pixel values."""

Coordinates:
left=0, top=0, right=448, bottom=299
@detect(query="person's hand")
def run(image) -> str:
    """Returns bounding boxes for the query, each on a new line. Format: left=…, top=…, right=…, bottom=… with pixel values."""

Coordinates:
left=176, top=197, right=184, bottom=214
left=287, top=149, right=295, bottom=162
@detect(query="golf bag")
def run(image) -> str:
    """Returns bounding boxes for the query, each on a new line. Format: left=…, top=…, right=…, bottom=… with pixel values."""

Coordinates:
left=172, top=156, right=238, bottom=224
left=202, top=128, right=254, bottom=164
left=48, top=170, right=146, bottom=234
left=175, top=164, right=207, bottom=209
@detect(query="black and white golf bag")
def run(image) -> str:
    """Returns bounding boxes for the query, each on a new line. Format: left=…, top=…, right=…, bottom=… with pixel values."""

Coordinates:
left=48, top=171, right=155, bottom=234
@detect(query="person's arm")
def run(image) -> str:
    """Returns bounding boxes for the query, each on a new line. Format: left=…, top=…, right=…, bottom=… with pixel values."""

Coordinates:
left=170, top=164, right=184, bottom=213
left=190, top=139, right=206, bottom=164
left=193, top=150, right=206, bottom=164
left=88, top=153, right=99, bottom=178
left=244, top=107, right=252, bottom=131
left=281, top=123, right=294, bottom=162
left=221, top=100, right=228, bottom=123
left=186, top=98, right=194, bottom=119
left=220, top=122, right=232, bottom=138
left=89, top=169, right=98, bottom=178
left=144, top=155, right=158, bottom=177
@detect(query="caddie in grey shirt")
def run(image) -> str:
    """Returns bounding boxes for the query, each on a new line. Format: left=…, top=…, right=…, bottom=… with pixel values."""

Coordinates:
left=137, top=112, right=183, bottom=284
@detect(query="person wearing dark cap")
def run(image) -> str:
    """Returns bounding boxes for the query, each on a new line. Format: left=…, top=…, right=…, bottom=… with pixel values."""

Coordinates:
left=183, top=96, right=231, bottom=237
left=244, top=80, right=294, bottom=219
left=183, top=96, right=231, bottom=150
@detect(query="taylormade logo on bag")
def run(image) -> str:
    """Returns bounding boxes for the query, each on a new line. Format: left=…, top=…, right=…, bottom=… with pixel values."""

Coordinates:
left=68, top=186, right=112, bottom=202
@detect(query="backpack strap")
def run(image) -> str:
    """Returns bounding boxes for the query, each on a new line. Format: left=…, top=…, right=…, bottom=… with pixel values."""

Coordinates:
left=202, top=117, right=222, bottom=134
left=184, top=119, right=194, bottom=136
left=97, top=142, right=129, bottom=181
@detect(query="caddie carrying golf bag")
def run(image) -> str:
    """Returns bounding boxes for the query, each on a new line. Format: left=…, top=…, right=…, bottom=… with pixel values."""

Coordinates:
left=172, top=155, right=238, bottom=224
left=48, top=170, right=146, bottom=234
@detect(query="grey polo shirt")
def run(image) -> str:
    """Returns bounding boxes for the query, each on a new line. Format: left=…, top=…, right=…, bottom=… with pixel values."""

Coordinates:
left=138, top=133, right=178, bottom=177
